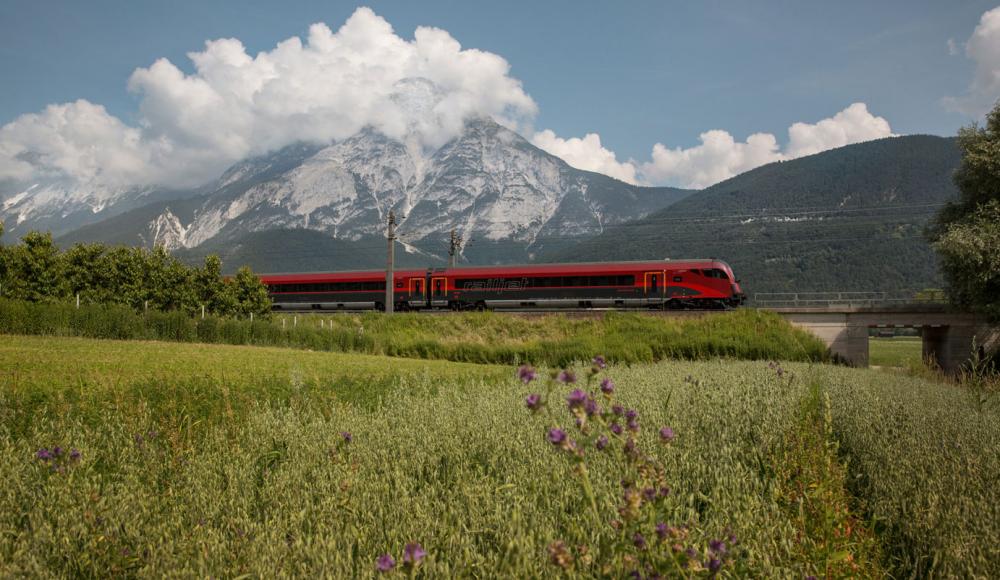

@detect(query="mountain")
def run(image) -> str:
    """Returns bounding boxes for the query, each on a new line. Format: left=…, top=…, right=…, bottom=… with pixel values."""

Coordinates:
left=0, top=179, right=201, bottom=238
left=56, top=118, right=691, bottom=270
left=547, top=135, right=962, bottom=295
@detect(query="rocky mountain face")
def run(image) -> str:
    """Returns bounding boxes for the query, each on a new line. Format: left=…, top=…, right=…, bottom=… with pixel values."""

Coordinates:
left=0, top=179, right=194, bottom=239
left=52, top=118, right=690, bottom=267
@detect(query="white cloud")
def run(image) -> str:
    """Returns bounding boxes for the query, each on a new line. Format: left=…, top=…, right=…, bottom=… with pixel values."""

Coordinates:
left=0, top=6, right=896, bottom=193
left=784, top=102, right=894, bottom=158
left=0, top=7, right=536, bottom=188
left=539, top=103, right=893, bottom=189
left=530, top=130, right=638, bottom=184
left=944, top=6, right=1000, bottom=117
left=640, top=131, right=782, bottom=189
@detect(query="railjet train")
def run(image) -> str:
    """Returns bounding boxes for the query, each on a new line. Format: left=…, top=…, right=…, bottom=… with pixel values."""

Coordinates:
left=261, top=260, right=745, bottom=311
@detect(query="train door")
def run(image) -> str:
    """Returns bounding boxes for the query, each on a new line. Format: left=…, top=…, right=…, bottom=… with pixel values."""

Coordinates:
left=409, top=277, right=424, bottom=308
left=431, top=276, right=447, bottom=307
left=644, top=271, right=664, bottom=305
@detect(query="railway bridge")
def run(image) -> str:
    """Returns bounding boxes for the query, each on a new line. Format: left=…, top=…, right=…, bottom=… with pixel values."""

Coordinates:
left=768, top=304, right=998, bottom=373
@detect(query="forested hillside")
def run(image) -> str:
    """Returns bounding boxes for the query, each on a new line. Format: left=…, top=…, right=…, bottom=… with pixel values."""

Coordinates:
left=549, top=135, right=961, bottom=295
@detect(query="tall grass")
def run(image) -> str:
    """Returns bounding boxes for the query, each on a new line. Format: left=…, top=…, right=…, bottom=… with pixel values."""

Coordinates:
left=0, top=298, right=829, bottom=365
left=0, top=337, right=996, bottom=576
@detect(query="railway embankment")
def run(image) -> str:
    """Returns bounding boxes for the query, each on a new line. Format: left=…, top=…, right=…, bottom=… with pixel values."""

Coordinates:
left=0, top=298, right=827, bottom=366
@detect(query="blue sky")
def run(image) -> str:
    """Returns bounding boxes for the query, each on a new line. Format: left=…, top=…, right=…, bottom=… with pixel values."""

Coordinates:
left=1, top=1, right=998, bottom=188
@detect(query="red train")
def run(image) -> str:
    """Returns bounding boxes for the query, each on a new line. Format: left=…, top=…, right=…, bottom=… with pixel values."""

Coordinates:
left=261, top=260, right=745, bottom=311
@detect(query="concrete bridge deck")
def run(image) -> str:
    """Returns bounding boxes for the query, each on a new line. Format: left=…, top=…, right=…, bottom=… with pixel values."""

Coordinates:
left=769, top=304, right=998, bottom=373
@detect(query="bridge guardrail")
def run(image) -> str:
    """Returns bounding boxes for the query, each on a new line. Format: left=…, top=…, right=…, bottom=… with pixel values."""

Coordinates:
left=751, top=291, right=948, bottom=308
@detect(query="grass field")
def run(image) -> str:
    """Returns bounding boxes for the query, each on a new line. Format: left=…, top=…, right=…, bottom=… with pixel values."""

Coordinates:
left=868, top=336, right=923, bottom=368
left=1, top=335, right=997, bottom=577
left=0, top=298, right=829, bottom=366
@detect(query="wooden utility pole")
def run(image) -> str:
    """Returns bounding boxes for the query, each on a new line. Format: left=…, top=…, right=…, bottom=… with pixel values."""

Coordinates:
left=448, top=229, right=462, bottom=268
left=385, top=210, right=396, bottom=314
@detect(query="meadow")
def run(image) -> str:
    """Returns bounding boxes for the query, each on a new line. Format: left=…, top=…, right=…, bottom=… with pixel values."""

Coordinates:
left=0, top=298, right=829, bottom=366
left=1, top=335, right=997, bottom=577
left=868, top=336, right=923, bottom=368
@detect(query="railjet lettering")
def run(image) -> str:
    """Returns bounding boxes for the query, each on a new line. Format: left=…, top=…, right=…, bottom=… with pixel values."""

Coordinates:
left=462, top=277, right=529, bottom=293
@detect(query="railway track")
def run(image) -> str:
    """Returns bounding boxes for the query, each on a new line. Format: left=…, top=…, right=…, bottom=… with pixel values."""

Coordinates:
left=274, top=308, right=722, bottom=318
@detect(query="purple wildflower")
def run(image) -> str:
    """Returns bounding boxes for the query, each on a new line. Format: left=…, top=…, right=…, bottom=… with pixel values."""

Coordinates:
left=341, top=432, right=353, bottom=444
left=656, top=522, right=668, bottom=540
left=69, top=449, right=81, bottom=461
left=525, top=393, right=542, bottom=411
left=35, top=448, right=51, bottom=461
left=625, top=409, right=638, bottom=420
left=642, top=487, right=657, bottom=501
left=610, top=423, right=623, bottom=436
left=685, top=547, right=699, bottom=559
left=596, top=435, right=609, bottom=450
left=612, top=404, right=624, bottom=416
left=600, top=377, right=615, bottom=395
left=627, top=418, right=640, bottom=432
left=584, top=397, right=599, bottom=417
left=624, top=438, right=636, bottom=454
left=708, top=558, right=722, bottom=573
left=566, top=389, right=587, bottom=409
left=556, top=370, right=576, bottom=384
left=709, top=539, right=727, bottom=555
left=633, top=532, right=647, bottom=550
left=659, top=486, right=671, bottom=497
left=659, top=426, right=675, bottom=442
left=517, top=364, right=537, bottom=384
left=592, top=355, right=607, bottom=369
left=547, top=428, right=567, bottom=445
left=403, top=542, right=426, bottom=566
left=52, top=446, right=63, bottom=457
left=376, top=553, right=396, bottom=573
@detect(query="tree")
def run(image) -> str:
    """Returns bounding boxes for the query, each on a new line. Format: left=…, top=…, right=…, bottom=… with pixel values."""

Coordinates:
left=61, top=243, right=107, bottom=303
left=6, top=231, right=62, bottom=301
left=229, top=265, right=272, bottom=318
left=193, top=255, right=236, bottom=315
left=930, top=101, right=1000, bottom=321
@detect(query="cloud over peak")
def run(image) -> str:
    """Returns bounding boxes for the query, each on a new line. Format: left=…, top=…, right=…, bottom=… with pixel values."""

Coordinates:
left=0, top=7, right=536, bottom=188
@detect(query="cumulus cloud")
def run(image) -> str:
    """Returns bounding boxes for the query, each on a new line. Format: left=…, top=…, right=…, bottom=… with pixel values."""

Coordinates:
left=784, top=102, right=894, bottom=158
left=0, top=7, right=536, bottom=188
left=538, top=103, right=893, bottom=189
left=530, top=130, right=638, bottom=184
left=640, top=131, right=782, bottom=189
left=944, top=6, right=1000, bottom=117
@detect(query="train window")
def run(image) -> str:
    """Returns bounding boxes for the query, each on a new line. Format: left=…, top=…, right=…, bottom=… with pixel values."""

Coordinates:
left=691, top=269, right=701, bottom=276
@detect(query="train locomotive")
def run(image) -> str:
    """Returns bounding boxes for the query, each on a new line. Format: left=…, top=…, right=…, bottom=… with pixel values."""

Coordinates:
left=261, top=259, right=745, bottom=311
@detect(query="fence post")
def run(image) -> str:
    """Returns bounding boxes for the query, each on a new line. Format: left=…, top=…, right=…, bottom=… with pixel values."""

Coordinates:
left=201, top=304, right=205, bottom=320
left=76, top=293, right=80, bottom=309
left=294, top=316, right=297, bottom=328
left=250, top=312, right=254, bottom=323
left=282, top=318, right=286, bottom=329
left=144, top=300, right=148, bottom=313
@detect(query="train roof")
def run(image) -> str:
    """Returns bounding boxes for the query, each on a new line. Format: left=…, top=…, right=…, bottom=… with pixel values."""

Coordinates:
left=259, top=259, right=732, bottom=283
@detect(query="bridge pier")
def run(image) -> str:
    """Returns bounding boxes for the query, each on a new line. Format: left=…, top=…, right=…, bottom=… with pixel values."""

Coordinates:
left=772, top=306, right=997, bottom=373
